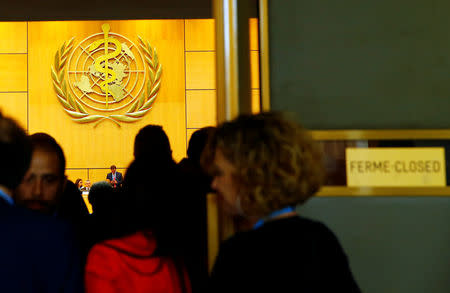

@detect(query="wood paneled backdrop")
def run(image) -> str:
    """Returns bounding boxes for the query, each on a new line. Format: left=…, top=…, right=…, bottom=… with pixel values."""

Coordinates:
left=0, top=19, right=260, bottom=183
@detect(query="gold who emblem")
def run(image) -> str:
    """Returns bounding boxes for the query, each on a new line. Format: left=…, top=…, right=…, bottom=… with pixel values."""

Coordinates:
left=51, top=23, right=162, bottom=126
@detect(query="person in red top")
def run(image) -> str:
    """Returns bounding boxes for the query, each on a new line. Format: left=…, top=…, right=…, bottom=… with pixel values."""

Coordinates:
left=85, top=231, right=189, bottom=293
left=85, top=159, right=191, bottom=293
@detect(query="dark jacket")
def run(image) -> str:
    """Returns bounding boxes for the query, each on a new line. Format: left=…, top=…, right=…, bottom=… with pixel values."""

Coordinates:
left=209, top=216, right=361, bottom=293
left=106, top=171, right=123, bottom=188
left=0, top=199, right=84, bottom=293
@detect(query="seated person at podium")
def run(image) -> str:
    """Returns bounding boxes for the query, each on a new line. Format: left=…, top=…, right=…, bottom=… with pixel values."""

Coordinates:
left=106, top=165, right=122, bottom=188
left=81, top=179, right=91, bottom=192
left=75, top=178, right=83, bottom=191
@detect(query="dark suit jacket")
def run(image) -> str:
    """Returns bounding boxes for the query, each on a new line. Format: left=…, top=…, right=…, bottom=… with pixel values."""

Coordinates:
left=0, top=199, right=84, bottom=293
left=106, top=171, right=123, bottom=187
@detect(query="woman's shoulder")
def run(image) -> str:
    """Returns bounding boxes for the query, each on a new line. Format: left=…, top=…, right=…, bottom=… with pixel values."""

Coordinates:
left=221, top=216, right=342, bottom=252
left=234, top=215, right=332, bottom=236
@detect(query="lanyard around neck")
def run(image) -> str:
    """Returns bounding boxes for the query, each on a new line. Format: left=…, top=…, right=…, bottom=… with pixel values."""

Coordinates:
left=0, top=189, right=14, bottom=205
left=253, top=206, right=295, bottom=229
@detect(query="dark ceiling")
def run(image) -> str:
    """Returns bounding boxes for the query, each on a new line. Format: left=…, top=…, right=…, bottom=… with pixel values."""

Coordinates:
left=0, top=0, right=213, bottom=21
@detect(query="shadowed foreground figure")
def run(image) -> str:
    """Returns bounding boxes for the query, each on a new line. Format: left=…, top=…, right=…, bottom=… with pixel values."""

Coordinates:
left=203, top=112, right=361, bottom=293
left=14, top=133, right=67, bottom=216
left=85, top=181, right=120, bottom=247
left=178, top=126, right=216, bottom=293
left=84, top=161, right=191, bottom=293
left=0, top=112, right=83, bottom=293
left=133, top=124, right=208, bottom=293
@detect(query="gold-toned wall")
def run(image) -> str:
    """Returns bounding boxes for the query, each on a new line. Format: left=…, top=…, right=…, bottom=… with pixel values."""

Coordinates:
left=0, top=19, right=260, bottom=183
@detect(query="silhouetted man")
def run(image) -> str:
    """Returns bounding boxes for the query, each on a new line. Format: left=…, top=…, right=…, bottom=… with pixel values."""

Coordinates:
left=134, top=124, right=209, bottom=293
left=0, top=112, right=83, bottom=292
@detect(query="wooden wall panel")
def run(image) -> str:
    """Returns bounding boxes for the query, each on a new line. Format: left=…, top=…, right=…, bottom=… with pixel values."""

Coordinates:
left=185, top=52, right=216, bottom=89
left=252, top=89, right=261, bottom=113
left=185, top=19, right=215, bottom=51
left=27, top=20, right=186, bottom=168
left=66, top=169, right=89, bottom=183
left=250, top=50, right=260, bottom=89
left=0, top=22, right=27, bottom=53
left=0, top=92, right=28, bottom=130
left=0, top=55, right=27, bottom=91
left=186, top=90, right=217, bottom=128
left=249, top=18, right=259, bottom=51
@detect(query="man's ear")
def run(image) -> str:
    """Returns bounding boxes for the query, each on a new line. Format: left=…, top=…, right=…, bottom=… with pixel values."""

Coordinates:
left=62, top=175, right=68, bottom=189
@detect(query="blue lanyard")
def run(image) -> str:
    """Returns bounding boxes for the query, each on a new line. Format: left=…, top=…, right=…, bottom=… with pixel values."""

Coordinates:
left=0, top=189, right=14, bottom=205
left=253, top=206, right=295, bottom=229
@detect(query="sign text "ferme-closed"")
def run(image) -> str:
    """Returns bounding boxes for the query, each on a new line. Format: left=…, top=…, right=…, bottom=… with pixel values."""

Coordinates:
left=346, top=148, right=446, bottom=187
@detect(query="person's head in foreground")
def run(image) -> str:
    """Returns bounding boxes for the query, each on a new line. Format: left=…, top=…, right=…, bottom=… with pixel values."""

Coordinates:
left=0, top=112, right=32, bottom=194
left=14, top=133, right=67, bottom=215
left=203, top=112, right=324, bottom=219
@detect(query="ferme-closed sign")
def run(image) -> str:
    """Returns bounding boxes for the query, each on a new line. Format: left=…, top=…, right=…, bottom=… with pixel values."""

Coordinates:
left=346, top=148, right=446, bottom=187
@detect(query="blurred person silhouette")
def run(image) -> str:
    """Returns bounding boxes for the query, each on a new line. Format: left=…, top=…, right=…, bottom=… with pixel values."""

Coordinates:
left=178, top=126, right=215, bottom=193
left=59, top=179, right=91, bottom=264
left=0, top=112, right=83, bottom=292
left=178, top=126, right=216, bottom=293
left=59, top=179, right=89, bottom=223
left=88, top=181, right=115, bottom=215
left=203, top=112, right=361, bottom=293
left=13, top=132, right=92, bottom=267
left=133, top=124, right=206, bottom=292
left=85, top=181, right=120, bottom=248
left=85, top=160, right=191, bottom=293
left=134, top=124, right=174, bottom=162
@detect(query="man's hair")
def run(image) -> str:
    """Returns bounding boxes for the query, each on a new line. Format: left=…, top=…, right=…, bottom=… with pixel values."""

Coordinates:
left=88, top=181, right=113, bottom=208
left=187, top=127, right=215, bottom=163
left=0, top=112, right=32, bottom=189
left=30, top=133, right=66, bottom=176
left=202, top=112, right=325, bottom=217
left=134, top=125, right=173, bottom=163
left=110, top=165, right=116, bottom=170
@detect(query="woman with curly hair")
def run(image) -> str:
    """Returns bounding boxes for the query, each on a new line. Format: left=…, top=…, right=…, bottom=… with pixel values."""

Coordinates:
left=204, top=112, right=360, bottom=293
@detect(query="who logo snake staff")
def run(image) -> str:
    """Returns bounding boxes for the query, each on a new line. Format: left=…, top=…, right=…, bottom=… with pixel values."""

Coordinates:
left=51, top=23, right=162, bottom=127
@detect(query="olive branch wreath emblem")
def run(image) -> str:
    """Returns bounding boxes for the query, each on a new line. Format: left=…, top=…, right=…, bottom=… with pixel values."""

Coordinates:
left=51, top=36, right=162, bottom=127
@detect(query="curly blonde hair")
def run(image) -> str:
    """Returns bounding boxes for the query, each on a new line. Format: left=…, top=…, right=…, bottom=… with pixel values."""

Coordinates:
left=202, top=112, right=325, bottom=217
